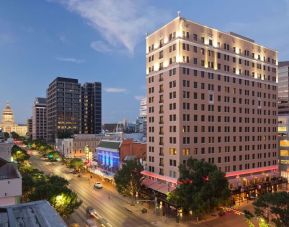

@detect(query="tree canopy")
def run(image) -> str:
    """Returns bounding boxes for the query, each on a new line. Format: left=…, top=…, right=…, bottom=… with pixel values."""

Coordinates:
left=16, top=145, right=81, bottom=217
left=114, top=160, right=144, bottom=198
left=69, top=158, right=84, bottom=171
left=19, top=161, right=81, bottom=217
left=167, top=158, right=230, bottom=216
left=11, top=145, right=30, bottom=162
left=47, top=151, right=61, bottom=161
left=249, top=192, right=289, bottom=227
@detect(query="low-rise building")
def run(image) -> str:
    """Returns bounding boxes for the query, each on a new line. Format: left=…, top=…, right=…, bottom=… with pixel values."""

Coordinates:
left=0, top=200, right=66, bottom=227
left=95, top=140, right=121, bottom=173
left=119, top=139, right=146, bottom=162
left=0, top=158, right=22, bottom=206
left=0, top=142, right=13, bottom=162
left=55, top=134, right=113, bottom=159
left=55, top=138, right=74, bottom=158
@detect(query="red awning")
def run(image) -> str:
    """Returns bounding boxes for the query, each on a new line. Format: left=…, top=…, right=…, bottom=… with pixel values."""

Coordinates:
left=141, top=170, right=177, bottom=184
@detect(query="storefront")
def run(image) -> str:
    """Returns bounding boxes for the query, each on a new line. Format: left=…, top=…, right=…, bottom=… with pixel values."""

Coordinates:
left=94, top=140, right=121, bottom=173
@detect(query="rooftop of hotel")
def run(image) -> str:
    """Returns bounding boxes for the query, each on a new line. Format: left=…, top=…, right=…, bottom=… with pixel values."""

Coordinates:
left=146, top=15, right=277, bottom=52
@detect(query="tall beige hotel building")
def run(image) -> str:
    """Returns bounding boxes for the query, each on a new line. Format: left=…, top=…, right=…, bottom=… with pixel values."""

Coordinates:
left=142, top=15, right=285, bottom=197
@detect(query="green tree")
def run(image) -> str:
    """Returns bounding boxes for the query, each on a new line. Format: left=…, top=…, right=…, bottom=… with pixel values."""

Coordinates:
left=47, top=151, right=61, bottom=161
left=114, top=160, right=144, bottom=199
left=22, top=171, right=82, bottom=217
left=11, top=145, right=30, bottom=162
left=167, top=158, right=230, bottom=217
left=50, top=190, right=82, bottom=217
left=69, top=158, right=84, bottom=171
left=11, top=131, right=20, bottom=139
left=248, top=192, right=289, bottom=227
left=3, top=132, right=9, bottom=140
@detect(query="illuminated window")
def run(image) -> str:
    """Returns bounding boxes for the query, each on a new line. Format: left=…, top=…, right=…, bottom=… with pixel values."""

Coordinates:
left=182, top=148, right=190, bottom=156
left=169, top=148, right=177, bottom=155
left=280, top=140, right=289, bottom=147
left=278, top=127, right=287, bottom=132
left=280, top=150, right=289, bottom=157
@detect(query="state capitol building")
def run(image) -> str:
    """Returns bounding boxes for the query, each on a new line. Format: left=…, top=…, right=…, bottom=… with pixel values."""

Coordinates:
left=0, top=103, right=27, bottom=137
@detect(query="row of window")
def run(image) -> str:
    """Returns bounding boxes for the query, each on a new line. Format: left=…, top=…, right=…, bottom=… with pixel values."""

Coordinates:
left=148, top=30, right=276, bottom=65
left=149, top=135, right=277, bottom=144
left=148, top=69, right=277, bottom=91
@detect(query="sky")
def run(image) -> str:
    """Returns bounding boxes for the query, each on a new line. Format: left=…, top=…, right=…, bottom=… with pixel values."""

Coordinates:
left=0, top=0, right=289, bottom=124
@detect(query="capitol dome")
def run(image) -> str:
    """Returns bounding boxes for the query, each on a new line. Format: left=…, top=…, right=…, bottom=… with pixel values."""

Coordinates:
left=1, top=103, right=15, bottom=133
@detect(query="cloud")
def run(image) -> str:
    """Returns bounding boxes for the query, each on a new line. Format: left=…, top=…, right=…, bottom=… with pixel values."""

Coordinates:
left=56, top=57, right=85, bottom=63
left=134, top=96, right=144, bottom=101
left=51, top=0, right=171, bottom=54
left=90, top=40, right=112, bottom=53
left=104, top=87, right=127, bottom=93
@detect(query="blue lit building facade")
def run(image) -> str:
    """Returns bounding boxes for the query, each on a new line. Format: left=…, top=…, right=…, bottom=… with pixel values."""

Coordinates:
left=94, top=140, right=121, bottom=173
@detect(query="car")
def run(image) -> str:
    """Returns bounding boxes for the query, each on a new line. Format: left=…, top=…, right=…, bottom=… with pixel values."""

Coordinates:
left=86, top=207, right=98, bottom=217
left=70, top=169, right=79, bottom=174
left=94, top=182, right=103, bottom=189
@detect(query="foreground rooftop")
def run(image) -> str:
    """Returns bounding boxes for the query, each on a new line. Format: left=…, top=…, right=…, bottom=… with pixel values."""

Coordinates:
left=0, top=200, right=67, bottom=227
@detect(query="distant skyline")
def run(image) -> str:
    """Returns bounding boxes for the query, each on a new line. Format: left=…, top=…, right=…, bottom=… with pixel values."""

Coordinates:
left=1, top=0, right=289, bottom=123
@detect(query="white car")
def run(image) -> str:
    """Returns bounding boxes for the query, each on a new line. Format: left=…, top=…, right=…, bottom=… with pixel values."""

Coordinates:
left=93, top=182, right=103, bottom=189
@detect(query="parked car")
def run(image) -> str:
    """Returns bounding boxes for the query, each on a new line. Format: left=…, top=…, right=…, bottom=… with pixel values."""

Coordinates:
left=93, top=182, right=103, bottom=189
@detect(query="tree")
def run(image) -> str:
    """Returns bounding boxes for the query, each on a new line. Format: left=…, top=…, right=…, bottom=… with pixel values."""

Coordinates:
left=11, top=145, right=30, bottom=162
left=3, top=132, right=9, bottom=140
left=114, top=160, right=144, bottom=199
left=167, top=158, right=230, bottom=217
left=21, top=170, right=82, bottom=217
left=50, top=190, right=82, bottom=217
left=69, top=158, right=84, bottom=171
left=11, top=131, right=20, bottom=140
left=47, top=151, right=61, bottom=161
left=245, top=192, right=289, bottom=227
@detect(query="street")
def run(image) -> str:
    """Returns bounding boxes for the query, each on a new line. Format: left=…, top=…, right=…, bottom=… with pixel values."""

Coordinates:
left=29, top=151, right=155, bottom=227
left=29, top=151, right=252, bottom=227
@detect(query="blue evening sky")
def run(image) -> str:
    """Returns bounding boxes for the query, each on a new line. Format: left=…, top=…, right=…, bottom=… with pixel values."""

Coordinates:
left=0, top=0, right=288, bottom=124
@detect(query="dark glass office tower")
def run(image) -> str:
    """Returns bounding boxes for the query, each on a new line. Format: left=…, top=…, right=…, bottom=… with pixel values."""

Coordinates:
left=81, top=82, right=102, bottom=134
left=46, top=77, right=81, bottom=142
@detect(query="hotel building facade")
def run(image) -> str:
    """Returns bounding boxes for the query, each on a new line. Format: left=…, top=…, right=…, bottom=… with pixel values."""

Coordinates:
left=144, top=16, right=281, bottom=196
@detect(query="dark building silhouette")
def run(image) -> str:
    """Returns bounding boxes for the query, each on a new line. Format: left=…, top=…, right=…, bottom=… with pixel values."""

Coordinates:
left=81, top=82, right=102, bottom=134
left=46, top=77, right=81, bottom=142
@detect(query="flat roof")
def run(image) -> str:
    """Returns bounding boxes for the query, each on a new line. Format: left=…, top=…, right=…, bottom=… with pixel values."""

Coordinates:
left=147, top=16, right=277, bottom=52
left=0, top=158, right=21, bottom=180
left=0, top=200, right=67, bottom=227
left=279, top=61, right=289, bottom=67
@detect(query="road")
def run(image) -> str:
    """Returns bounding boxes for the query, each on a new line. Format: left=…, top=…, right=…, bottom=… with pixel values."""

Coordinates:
left=29, top=151, right=154, bottom=227
left=29, top=150, right=252, bottom=227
